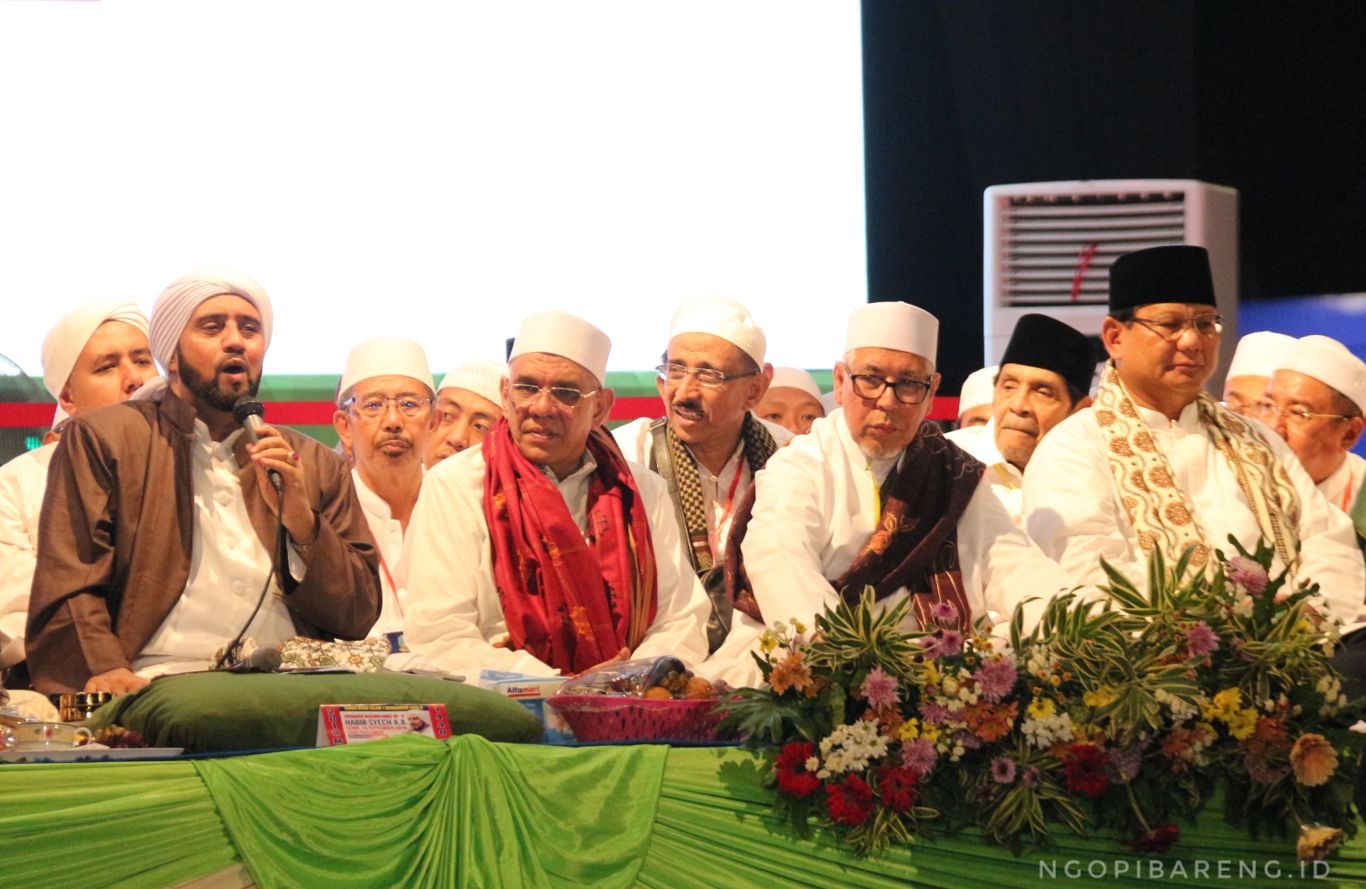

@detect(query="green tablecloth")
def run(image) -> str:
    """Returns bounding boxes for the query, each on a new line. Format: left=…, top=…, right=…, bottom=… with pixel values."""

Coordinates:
left=2, top=735, right=1363, bottom=888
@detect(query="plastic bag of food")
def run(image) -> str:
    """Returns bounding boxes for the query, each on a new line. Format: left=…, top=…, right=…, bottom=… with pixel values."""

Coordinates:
left=553, top=655, right=716, bottom=700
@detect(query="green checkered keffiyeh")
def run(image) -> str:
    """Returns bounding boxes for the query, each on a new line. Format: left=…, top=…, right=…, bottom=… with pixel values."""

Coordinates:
left=658, top=414, right=778, bottom=572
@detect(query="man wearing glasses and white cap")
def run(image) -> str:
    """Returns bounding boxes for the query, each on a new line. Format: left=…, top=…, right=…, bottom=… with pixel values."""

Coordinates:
left=333, top=336, right=439, bottom=666
left=403, top=311, right=709, bottom=679
left=426, top=360, right=506, bottom=468
left=613, top=295, right=790, bottom=651
left=707, top=301, right=1071, bottom=687
left=1260, top=335, right=1366, bottom=516
left=1221, top=330, right=1297, bottom=417
left=1023, top=247, right=1363, bottom=633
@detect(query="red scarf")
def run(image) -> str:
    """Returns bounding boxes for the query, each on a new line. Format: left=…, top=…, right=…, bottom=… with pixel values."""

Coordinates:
left=482, top=419, right=658, bottom=673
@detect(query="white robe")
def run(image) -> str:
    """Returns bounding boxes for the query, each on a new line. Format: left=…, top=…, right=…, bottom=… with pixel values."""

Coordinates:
left=1022, top=403, right=1366, bottom=629
left=702, top=409, right=1072, bottom=688
left=1319, top=451, right=1366, bottom=516
left=944, top=420, right=1024, bottom=527
left=351, top=469, right=436, bottom=672
left=402, top=442, right=710, bottom=680
left=0, top=443, right=55, bottom=668
left=613, top=413, right=792, bottom=555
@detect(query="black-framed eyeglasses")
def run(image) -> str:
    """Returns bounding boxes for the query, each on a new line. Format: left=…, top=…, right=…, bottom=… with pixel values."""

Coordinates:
left=655, top=363, right=759, bottom=388
left=342, top=395, right=433, bottom=418
left=507, top=382, right=599, bottom=408
left=847, top=373, right=933, bottom=405
left=1256, top=401, right=1355, bottom=425
left=1128, top=313, right=1223, bottom=341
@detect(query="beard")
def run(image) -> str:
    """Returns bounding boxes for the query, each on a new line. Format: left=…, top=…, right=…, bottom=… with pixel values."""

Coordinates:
left=177, top=349, right=260, bottom=412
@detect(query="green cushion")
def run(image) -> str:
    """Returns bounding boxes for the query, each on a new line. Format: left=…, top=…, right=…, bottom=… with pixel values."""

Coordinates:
left=86, top=672, right=543, bottom=752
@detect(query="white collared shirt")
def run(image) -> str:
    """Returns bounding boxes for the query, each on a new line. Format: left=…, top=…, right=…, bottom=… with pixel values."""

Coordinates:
left=1319, top=451, right=1366, bottom=515
left=946, top=420, right=1024, bottom=527
left=0, top=443, right=56, bottom=668
left=133, top=420, right=297, bottom=677
left=1023, top=402, right=1366, bottom=630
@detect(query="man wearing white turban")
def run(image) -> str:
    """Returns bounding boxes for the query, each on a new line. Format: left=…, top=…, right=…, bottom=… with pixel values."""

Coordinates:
left=26, top=269, right=381, bottom=695
left=612, top=296, right=790, bottom=653
left=0, top=299, right=158, bottom=677
left=707, top=301, right=1073, bottom=687
left=403, top=311, right=708, bottom=680
left=426, top=359, right=506, bottom=468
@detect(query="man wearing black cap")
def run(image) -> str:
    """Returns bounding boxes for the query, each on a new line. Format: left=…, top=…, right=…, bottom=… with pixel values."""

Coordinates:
left=1023, top=246, right=1364, bottom=633
left=946, top=314, right=1095, bottom=526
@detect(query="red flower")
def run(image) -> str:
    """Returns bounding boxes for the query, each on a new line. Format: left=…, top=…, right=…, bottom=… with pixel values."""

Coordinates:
left=1126, top=824, right=1180, bottom=855
left=1062, top=743, right=1110, bottom=799
left=825, top=774, right=875, bottom=826
left=775, top=742, right=821, bottom=798
left=878, top=765, right=920, bottom=812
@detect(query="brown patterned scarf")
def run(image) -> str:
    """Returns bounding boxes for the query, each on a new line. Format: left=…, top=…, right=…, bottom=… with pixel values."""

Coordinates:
left=651, top=413, right=778, bottom=572
left=726, top=422, right=983, bottom=631
left=1093, top=360, right=1300, bottom=574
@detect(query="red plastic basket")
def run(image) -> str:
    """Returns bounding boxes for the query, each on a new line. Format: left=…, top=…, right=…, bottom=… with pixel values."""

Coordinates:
left=546, top=694, right=722, bottom=742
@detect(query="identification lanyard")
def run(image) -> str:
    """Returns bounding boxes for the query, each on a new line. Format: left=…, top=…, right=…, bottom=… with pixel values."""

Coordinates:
left=708, top=452, right=748, bottom=555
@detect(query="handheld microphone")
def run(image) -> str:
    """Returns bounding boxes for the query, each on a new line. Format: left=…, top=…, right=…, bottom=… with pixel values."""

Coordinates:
left=233, top=396, right=284, bottom=493
left=222, top=646, right=284, bottom=674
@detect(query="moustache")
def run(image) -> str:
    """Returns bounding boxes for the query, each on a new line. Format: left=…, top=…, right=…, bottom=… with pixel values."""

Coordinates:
left=999, top=416, right=1039, bottom=436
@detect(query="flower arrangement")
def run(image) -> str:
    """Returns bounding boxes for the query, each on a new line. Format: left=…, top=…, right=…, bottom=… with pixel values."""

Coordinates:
left=717, top=540, right=1364, bottom=857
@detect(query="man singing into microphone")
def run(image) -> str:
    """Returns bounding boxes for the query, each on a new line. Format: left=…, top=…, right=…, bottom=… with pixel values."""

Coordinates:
left=26, top=269, right=381, bottom=695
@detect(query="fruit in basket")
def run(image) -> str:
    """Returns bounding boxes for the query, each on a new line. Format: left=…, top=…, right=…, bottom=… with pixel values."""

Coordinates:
left=643, top=686, right=673, bottom=700
left=681, top=676, right=714, bottom=700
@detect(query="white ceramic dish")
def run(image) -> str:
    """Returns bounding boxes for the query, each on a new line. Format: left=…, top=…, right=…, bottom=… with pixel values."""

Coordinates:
left=0, top=747, right=183, bottom=764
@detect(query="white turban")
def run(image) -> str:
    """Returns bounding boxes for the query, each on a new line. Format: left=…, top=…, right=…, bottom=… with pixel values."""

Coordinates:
left=668, top=295, right=767, bottom=365
left=41, top=298, right=150, bottom=400
left=769, top=367, right=823, bottom=401
left=149, top=268, right=272, bottom=370
left=958, top=365, right=998, bottom=414
left=439, top=360, right=507, bottom=407
left=337, top=337, right=434, bottom=402
left=509, top=311, right=611, bottom=386
left=1280, top=335, right=1366, bottom=414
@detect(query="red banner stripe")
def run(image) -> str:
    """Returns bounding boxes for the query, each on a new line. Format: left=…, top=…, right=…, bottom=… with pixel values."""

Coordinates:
left=1, top=396, right=962, bottom=428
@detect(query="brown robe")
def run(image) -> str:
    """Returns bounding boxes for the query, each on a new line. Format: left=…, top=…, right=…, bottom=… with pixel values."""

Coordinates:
left=26, top=392, right=382, bottom=694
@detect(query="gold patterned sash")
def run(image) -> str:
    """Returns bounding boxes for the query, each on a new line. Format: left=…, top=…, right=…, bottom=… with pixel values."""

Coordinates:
left=1093, top=361, right=1300, bottom=574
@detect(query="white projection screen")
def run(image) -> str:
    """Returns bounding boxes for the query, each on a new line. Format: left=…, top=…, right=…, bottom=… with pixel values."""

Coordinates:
left=0, top=1, right=866, bottom=379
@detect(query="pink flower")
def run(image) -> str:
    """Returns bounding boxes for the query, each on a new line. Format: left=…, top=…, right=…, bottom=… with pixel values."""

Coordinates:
left=928, top=600, right=959, bottom=626
left=1226, top=556, right=1269, bottom=594
left=918, top=702, right=950, bottom=724
left=902, top=739, right=938, bottom=774
left=860, top=666, right=900, bottom=709
left=973, top=654, right=1018, bottom=702
left=990, top=755, right=1017, bottom=784
left=1185, top=621, right=1221, bottom=659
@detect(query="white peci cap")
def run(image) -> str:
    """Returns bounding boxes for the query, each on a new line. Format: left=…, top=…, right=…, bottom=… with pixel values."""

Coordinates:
left=844, top=302, right=939, bottom=367
left=668, top=295, right=766, bottom=365
left=1279, top=335, right=1366, bottom=414
left=439, top=359, right=507, bottom=407
left=769, top=367, right=822, bottom=401
left=958, top=365, right=998, bottom=413
left=337, top=336, right=434, bottom=402
left=509, top=311, right=611, bottom=386
left=1227, top=331, right=1297, bottom=380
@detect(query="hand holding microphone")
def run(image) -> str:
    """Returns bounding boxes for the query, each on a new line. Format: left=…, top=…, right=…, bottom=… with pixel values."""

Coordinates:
left=233, top=397, right=317, bottom=544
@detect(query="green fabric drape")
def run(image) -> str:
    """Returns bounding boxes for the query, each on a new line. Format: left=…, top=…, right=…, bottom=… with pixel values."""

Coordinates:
left=4, top=737, right=1366, bottom=888
left=0, top=758, right=238, bottom=887
left=195, top=734, right=667, bottom=889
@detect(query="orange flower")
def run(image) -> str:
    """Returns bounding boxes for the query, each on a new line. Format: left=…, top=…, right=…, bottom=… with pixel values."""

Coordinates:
left=769, top=650, right=813, bottom=696
left=964, top=700, right=1018, bottom=743
left=1290, top=733, right=1338, bottom=787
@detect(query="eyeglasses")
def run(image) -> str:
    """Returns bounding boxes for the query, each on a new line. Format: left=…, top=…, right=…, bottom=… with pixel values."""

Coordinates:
left=342, top=395, right=433, bottom=418
left=655, top=363, right=759, bottom=388
left=1128, top=313, right=1223, bottom=341
left=1256, top=402, right=1355, bottom=425
left=847, top=373, right=933, bottom=405
left=507, top=382, right=599, bottom=408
